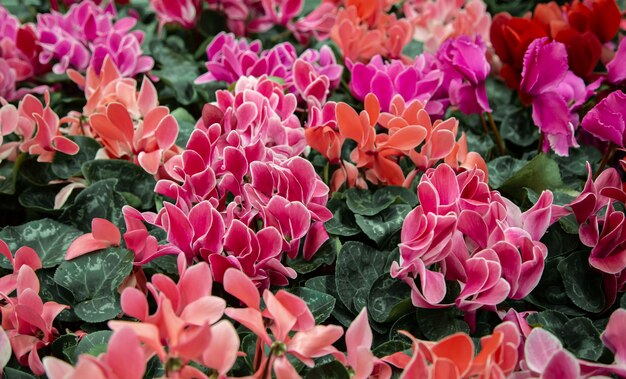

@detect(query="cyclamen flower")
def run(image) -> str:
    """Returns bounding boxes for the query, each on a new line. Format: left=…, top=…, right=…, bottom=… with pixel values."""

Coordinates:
left=36, top=1, right=153, bottom=76
left=0, top=252, right=68, bottom=376
left=520, top=38, right=599, bottom=156
left=151, top=0, right=202, bottom=30
left=392, top=164, right=553, bottom=312
left=224, top=268, right=343, bottom=377
left=43, top=327, right=146, bottom=379
left=330, top=5, right=413, bottom=62
left=196, top=32, right=342, bottom=105
left=581, top=90, right=626, bottom=148
left=607, top=39, right=626, bottom=85
left=348, top=55, right=445, bottom=116
left=404, top=0, right=492, bottom=53
left=436, top=35, right=491, bottom=115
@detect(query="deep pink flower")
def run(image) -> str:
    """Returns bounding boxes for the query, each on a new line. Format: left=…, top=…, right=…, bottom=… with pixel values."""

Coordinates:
left=520, top=37, right=597, bottom=156
left=248, top=0, right=303, bottom=32
left=437, top=35, right=491, bottom=115
left=151, top=0, right=201, bottom=29
left=607, top=38, right=626, bottom=85
left=581, top=90, right=626, bottom=148
left=291, top=2, right=337, bottom=45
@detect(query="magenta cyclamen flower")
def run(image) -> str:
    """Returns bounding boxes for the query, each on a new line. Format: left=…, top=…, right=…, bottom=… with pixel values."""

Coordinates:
left=126, top=76, right=331, bottom=290
left=151, top=0, right=201, bottom=30
left=196, top=32, right=342, bottom=104
left=436, top=35, right=491, bottom=115
left=607, top=38, right=626, bottom=85
left=392, top=164, right=554, bottom=312
left=348, top=54, right=446, bottom=116
left=520, top=37, right=599, bottom=156
left=581, top=90, right=626, bottom=148
left=36, top=1, right=153, bottom=76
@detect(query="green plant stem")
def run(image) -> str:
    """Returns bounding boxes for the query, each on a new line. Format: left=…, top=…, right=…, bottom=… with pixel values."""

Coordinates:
left=481, top=114, right=489, bottom=134
left=487, top=112, right=505, bottom=156
left=595, top=142, right=617, bottom=180
left=538, top=132, right=545, bottom=153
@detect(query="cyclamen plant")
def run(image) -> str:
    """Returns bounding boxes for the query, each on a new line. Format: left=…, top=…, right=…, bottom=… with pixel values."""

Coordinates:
left=1, top=0, right=626, bottom=378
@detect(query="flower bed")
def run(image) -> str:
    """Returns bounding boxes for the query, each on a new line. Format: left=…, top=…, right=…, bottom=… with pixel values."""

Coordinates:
left=0, top=0, right=626, bottom=378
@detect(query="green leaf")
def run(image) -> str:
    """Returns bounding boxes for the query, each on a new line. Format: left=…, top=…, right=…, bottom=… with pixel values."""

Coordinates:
left=325, top=197, right=361, bottom=237
left=82, top=160, right=155, bottom=210
left=526, top=258, right=586, bottom=316
left=527, top=310, right=568, bottom=335
left=372, top=340, right=411, bottom=358
left=558, top=251, right=605, bottom=313
left=355, top=205, right=411, bottom=246
left=368, top=274, right=413, bottom=323
left=335, top=242, right=396, bottom=313
left=151, top=37, right=200, bottom=105
left=559, top=318, right=603, bottom=361
left=345, top=187, right=417, bottom=216
left=18, top=185, right=69, bottom=213
left=52, top=136, right=101, bottom=179
left=416, top=308, right=470, bottom=341
left=0, top=219, right=83, bottom=269
left=495, top=154, right=563, bottom=202
left=50, top=334, right=78, bottom=362
left=287, top=237, right=339, bottom=274
left=3, top=367, right=36, bottom=379
left=73, top=330, right=113, bottom=361
left=59, top=178, right=127, bottom=232
left=20, top=157, right=59, bottom=186
left=0, top=154, right=24, bottom=195
left=286, top=287, right=335, bottom=324
left=54, top=248, right=134, bottom=322
left=499, top=108, right=538, bottom=147
left=171, top=107, right=196, bottom=147
left=306, top=276, right=354, bottom=328
left=539, top=224, right=579, bottom=259
left=37, top=269, right=78, bottom=322
left=487, top=156, right=527, bottom=189
left=402, top=40, right=424, bottom=59
left=306, top=361, right=350, bottom=379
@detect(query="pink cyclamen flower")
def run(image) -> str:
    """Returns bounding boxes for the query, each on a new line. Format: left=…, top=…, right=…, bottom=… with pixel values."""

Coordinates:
left=0, top=240, right=42, bottom=295
left=581, top=90, right=626, bottom=147
left=223, top=268, right=343, bottom=377
left=437, top=35, right=491, bottom=115
left=43, top=327, right=146, bottom=379
left=0, top=103, right=19, bottom=164
left=36, top=1, right=152, bottom=76
left=348, top=54, right=445, bottom=115
left=248, top=0, right=304, bottom=33
left=17, top=92, right=80, bottom=163
left=151, top=0, right=202, bottom=30
left=520, top=37, right=598, bottom=156
left=0, top=265, right=68, bottom=375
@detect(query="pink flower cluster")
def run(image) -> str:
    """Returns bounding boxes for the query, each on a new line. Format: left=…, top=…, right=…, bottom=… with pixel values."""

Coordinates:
left=36, top=1, right=153, bottom=76
left=347, top=35, right=491, bottom=119
left=520, top=37, right=600, bottom=156
left=0, top=6, right=43, bottom=101
left=392, top=164, right=554, bottom=314
left=403, top=0, right=492, bottom=52
left=67, top=56, right=182, bottom=177
left=0, top=241, right=68, bottom=376
left=114, top=76, right=331, bottom=291
left=196, top=32, right=342, bottom=107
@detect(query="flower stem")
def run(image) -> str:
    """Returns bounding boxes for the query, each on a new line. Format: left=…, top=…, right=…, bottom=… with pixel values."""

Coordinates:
left=487, top=112, right=505, bottom=156
left=537, top=132, right=545, bottom=153
left=595, top=142, right=617, bottom=180
left=480, top=114, right=488, bottom=134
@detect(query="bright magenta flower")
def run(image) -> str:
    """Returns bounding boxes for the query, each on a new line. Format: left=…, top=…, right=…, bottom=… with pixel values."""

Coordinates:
left=520, top=37, right=599, bottom=156
left=581, top=90, right=626, bottom=148
left=151, top=0, right=201, bottom=30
